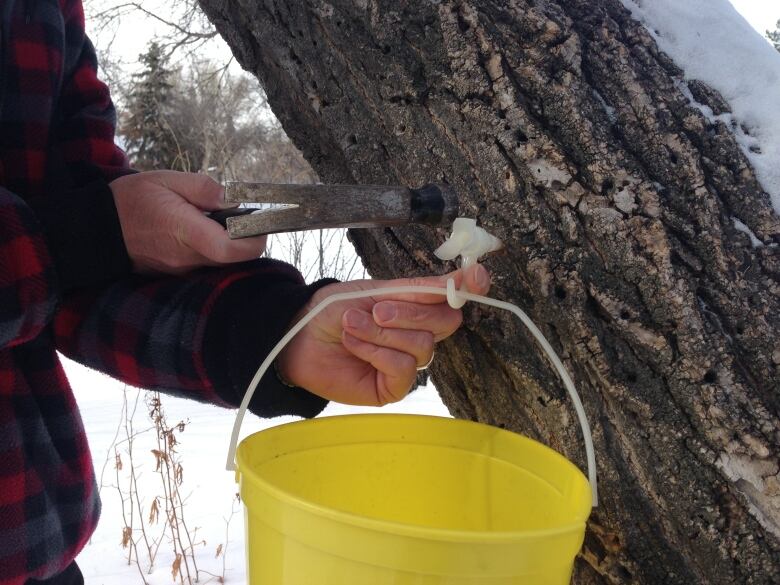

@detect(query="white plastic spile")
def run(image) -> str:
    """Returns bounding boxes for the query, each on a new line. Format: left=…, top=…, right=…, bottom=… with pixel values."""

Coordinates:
left=434, top=218, right=503, bottom=308
left=434, top=218, right=503, bottom=269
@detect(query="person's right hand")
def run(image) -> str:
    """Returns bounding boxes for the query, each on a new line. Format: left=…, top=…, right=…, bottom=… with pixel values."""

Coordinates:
left=111, top=170, right=268, bottom=275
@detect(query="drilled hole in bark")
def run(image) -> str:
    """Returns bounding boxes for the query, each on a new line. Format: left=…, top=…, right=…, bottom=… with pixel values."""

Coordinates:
left=504, top=123, right=511, bottom=131
left=736, top=323, right=745, bottom=335
left=382, top=45, right=391, bottom=54
left=555, top=286, right=567, bottom=300
left=349, top=134, right=358, bottom=145
left=703, top=370, right=717, bottom=384
left=398, top=124, right=407, bottom=133
left=516, top=129, right=528, bottom=144
left=669, top=151, right=679, bottom=164
left=601, top=178, right=614, bottom=194
left=620, top=310, right=630, bottom=320
left=336, top=20, right=343, bottom=27
left=312, top=39, right=318, bottom=46
left=458, top=17, right=470, bottom=33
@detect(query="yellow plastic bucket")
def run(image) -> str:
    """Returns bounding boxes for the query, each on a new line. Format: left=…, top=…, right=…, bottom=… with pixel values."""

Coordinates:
left=236, top=413, right=592, bottom=584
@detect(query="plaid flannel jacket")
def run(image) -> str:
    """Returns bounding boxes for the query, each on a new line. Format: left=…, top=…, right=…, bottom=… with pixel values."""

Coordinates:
left=0, top=1, right=330, bottom=582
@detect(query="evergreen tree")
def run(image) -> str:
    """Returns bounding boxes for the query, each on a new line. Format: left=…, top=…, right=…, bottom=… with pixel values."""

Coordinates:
left=119, top=42, right=183, bottom=170
left=768, top=20, right=780, bottom=52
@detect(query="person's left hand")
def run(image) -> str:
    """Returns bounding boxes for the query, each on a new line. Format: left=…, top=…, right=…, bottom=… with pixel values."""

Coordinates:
left=276, top=264, right=491, bottom=406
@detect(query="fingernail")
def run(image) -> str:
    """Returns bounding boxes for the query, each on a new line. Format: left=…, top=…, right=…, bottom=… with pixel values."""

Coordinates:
left=373, top=303, right=396, bottom=323
left=475, top=264, right=490, bottom=288
left=345, top=310, right=368, bottom=329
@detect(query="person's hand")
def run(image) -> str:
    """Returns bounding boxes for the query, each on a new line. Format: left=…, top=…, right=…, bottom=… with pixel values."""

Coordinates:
left=111, top=170, right=268, bottom=274
left=276, top=264, right=491, bottom=406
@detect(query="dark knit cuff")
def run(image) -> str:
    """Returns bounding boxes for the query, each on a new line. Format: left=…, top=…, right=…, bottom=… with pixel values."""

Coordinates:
left=28, top=180, right=131, bottom=292
left=203, top=270, right=338, bottom=419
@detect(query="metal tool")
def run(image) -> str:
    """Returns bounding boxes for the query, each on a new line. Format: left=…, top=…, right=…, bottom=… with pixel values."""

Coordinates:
left=208, top=182, right=459, bottom=239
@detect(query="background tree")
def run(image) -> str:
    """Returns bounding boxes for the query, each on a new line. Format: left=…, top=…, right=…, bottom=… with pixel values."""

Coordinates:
left=84, top=0, right=217, bottom=62
left=119, top=42, right=182, bottom=170
left=197, top=1, right=780, bottom=583
left=156, top=59, right=274, bottom=180
left=768, top=20, right=780, bottom=52
left=117, top=42, right=318, bottom=184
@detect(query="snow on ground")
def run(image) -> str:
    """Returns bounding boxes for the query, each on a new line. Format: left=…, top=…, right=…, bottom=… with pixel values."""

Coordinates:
left=69, top=356, right=449, bottom=584
left=622, top=0, right=780, bottom=215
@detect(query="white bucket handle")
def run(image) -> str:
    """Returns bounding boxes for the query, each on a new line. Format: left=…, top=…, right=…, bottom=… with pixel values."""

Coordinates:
left=226, top=279, right=598, bottom=507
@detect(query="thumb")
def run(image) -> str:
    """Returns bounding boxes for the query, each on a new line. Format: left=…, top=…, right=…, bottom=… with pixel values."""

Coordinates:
left=151, top=170, right=233, bottom=211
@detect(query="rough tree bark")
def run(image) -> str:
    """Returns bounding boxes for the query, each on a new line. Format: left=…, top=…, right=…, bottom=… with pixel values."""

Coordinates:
left=198, top=0, right=780, bottom=582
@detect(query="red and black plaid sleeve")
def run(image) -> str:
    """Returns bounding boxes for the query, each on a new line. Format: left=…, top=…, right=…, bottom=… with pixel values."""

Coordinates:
left=55, top=0, right=131, bottom=182
left=1, top=1, right=331, bottom=583
left=55, top=259, right=333, bottom=418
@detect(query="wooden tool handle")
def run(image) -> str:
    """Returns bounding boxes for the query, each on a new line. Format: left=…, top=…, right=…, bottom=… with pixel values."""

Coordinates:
left=222, top=182, right=458, bottom=239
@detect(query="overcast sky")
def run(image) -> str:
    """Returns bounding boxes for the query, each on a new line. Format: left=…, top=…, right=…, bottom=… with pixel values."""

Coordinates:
left=729, top=0, right=780, bottom=35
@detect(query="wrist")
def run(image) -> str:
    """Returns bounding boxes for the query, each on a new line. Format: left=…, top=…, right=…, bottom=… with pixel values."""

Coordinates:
left=202, top=266, right=337, bottom=418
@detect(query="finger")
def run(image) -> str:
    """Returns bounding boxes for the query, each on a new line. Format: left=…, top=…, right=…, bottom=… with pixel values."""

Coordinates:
left=342, top=309, right=434, bottom=367
left=366, top=264, right=491, bottom=305
left=179, top=204, right=268, bottom=263
left=371, top=301, right=462, bottom=342
left=341, top=331, right=417, bottom=406
left=461, top=264, right=491, bottom=296
left=150, top=170, right=231, bottom=211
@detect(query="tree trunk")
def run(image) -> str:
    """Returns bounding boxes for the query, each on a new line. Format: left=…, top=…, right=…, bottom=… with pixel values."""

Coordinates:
left=198, top=0, right=780, bottom=582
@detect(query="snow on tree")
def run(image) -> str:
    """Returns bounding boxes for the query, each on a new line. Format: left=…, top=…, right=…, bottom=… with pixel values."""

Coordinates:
left=197, top=1, right=780, bottom=582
